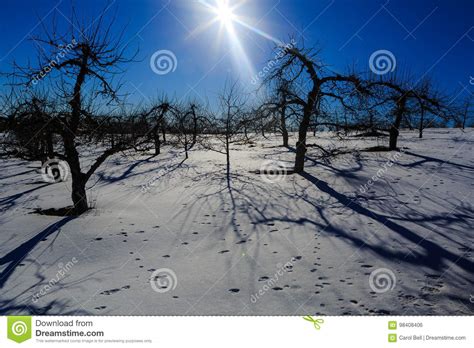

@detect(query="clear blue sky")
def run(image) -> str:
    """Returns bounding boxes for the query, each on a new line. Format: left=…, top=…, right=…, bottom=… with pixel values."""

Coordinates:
left=0, top=0, right=473, bottom=106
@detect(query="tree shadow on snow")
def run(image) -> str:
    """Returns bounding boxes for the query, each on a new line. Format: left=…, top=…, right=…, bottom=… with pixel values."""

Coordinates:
left=299, top=172, right=474, bottom=274
left=0, top=216, right=75, bottom=289
left=0, top=297, right=91, bottom=315
left=401, top=151, right=474, bottom=171
left=96, top=153, right=187, bottom=184
left=0, top=183, right=50, bottom=212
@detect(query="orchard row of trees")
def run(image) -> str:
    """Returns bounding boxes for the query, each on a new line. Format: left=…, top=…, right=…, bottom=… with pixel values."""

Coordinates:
left=0, top=14, right=472, bottom=214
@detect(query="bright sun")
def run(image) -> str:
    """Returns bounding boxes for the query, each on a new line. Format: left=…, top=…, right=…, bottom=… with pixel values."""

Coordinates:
left=215, top=1, right=235, bottom=26
left=195, top=0, right=282, bottom=78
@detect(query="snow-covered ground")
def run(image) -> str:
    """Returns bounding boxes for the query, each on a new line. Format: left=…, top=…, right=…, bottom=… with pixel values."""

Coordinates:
left=0, top=129, right=473, bottom=315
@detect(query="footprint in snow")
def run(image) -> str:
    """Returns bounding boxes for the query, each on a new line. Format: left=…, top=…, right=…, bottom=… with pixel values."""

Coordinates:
left=425, top=274, right=441, bottom=279
left=100, top=285, right=130, bottom=295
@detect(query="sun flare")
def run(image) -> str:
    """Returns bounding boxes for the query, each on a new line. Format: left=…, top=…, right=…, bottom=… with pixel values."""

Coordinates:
left=194, top=0, right=282, bottom=79
left=215, top=1, right=235, bottom=26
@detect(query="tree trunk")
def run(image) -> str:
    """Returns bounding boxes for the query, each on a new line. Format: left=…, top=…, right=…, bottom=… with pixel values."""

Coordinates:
left=344, top=112, right=349, bottom=136
left=369, top=112, right=374, bottom=133
left=389, top=98, right=406, bottom=151
left=192, top=108, right=197, bottom=147
left=71, top=175, right=88, bottom=214
left=46, top=132, right=54, bottom=158
left=153, top=129, right=161, bottom=155
left=280, top=105, right=289, bottom=147
left=63, top=135, right=88, bottom=214
left=184, top=134, right=189, bottom=159
left=294, top=106, right=311, bottom=173
left=225, top=133, right=230, bottom=176
left=418, top=109, right=424, bottom=139
left=161, top=124, right=166, bottom=144
left=63, top=47, right=89, bottom=214
left=389, top=119, right=401, bottom=150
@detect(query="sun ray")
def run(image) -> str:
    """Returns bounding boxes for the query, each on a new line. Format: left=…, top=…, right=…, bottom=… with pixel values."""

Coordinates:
left=194, top=0, right=282, bottom=79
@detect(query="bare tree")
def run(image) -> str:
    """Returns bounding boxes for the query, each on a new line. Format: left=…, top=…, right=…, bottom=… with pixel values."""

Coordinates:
left=9, top=6, right=141, bottom=214
left=140, top=98, right=174, bottom=156
left=366, top=75, right=446, bottom=148
left=202, top=80, right=247, bottom=178
left=259, top=79, right=295, bottom=147
left=2, top=90, right=59, bottom=162
left=265, top=44, right=365, bottom=172
left=454, top=96, right=472, bottom=130
left=172, top=101, right=204, bottom=159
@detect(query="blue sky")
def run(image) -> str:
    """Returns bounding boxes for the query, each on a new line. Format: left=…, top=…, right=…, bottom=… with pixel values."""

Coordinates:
left=0, top=0, right=473, bottom=106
